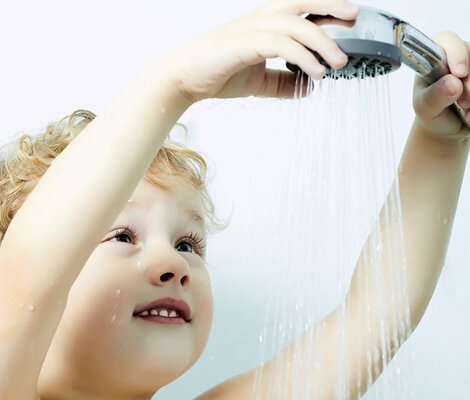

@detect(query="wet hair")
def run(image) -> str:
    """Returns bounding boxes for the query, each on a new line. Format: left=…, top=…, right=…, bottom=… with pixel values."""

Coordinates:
left=0, top=109, right=220, bottom=243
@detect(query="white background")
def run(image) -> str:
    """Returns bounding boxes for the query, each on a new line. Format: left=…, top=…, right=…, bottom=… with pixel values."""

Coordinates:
left=1, top=0, right=469, bottom=399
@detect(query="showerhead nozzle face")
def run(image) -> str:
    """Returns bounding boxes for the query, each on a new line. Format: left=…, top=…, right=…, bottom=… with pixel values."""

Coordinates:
left=287, top=39, right=402, bottom=79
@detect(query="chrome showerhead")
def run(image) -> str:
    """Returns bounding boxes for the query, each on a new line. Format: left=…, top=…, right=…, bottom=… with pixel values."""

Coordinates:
left=286, top=5, right=467, bottom=127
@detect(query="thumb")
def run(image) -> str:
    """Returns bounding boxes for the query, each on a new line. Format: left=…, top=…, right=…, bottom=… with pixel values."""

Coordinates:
left=413, top=74, right=464, bottom=134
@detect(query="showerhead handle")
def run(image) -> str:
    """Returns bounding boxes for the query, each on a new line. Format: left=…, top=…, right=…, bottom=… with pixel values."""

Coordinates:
left=398, top=22, right=468, bottom=130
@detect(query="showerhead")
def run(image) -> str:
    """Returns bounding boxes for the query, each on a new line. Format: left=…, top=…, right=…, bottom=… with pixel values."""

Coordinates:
left=286, top=6, right=447, bottom=80
left=285, top=5, right=468, bottom=127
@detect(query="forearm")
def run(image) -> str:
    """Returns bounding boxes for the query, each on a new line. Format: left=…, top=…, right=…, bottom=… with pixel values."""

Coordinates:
left=338, top=120, right=469, bottom=395
left=350, top=120, right=469, bottom=322
left=0, top=57, right=193, bottom=300
left=393, top=120, right=469, bottom=323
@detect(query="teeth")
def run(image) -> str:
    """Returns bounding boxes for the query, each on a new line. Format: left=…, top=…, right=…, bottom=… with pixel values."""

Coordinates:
left=138, top=308, right=181, bottom=318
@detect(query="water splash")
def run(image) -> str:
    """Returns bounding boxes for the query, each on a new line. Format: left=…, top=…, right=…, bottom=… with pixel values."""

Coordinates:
left=253, top=71, right=412, bottom=399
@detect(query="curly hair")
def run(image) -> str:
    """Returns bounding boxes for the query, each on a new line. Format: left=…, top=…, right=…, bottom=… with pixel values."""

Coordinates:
left=0, top=110, right=219, bottom=243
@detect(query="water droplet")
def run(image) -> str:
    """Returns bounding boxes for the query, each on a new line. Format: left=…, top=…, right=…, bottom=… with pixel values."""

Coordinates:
left=127, top=198, right=133, bottom=203
left=28, top=304, right=35, bottom=311
left=115, top=289, right=121, bottom=296
left=110, top=315, right=117, bottom=323
left=136, top=260, right=142, bottom=269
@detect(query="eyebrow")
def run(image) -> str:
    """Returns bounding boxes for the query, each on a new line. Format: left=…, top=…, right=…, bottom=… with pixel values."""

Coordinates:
left=124, top=200, right=206, bottom=231
left=185, top=209, right=206, bottom=232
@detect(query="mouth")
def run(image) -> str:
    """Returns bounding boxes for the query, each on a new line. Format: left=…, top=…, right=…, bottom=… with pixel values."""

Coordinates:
left=132, top=297, right=192, bottom=324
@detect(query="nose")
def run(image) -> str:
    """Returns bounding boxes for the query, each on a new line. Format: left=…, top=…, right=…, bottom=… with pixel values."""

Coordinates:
left=144, top=242, right=191, bottom=288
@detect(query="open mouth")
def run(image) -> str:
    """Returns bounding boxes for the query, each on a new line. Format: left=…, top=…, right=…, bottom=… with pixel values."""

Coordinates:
left=132, top=297, right=191, bottom=324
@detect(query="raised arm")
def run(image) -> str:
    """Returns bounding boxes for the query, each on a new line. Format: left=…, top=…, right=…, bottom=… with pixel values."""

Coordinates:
left=0, top=0, right=358, bottom=398
left=197, top=34, right=470, bottom=400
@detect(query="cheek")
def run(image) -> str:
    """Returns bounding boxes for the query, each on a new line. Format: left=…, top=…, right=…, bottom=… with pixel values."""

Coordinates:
left=61, top=252, right=134, bottom=343
left=193, top=268, right=213, bottom=343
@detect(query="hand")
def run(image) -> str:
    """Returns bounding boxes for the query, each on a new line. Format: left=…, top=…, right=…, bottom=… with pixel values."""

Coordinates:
left=164, top=0, right=359, bottom=103
left=413, top=32, right=470, bottom=142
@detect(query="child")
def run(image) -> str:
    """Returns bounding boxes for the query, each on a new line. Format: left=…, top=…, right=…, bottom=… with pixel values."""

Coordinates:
left=0, top=0, right=469, bottom=399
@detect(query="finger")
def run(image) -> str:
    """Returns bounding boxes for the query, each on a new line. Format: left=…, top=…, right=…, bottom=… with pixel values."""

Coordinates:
left=264, top=0, right=359, bottom=20
left=256, top=14, right=348, bottom=69
left=244, top=32, right=326, bottom=78
left=433, top=32, right=469, bottom=78
left=256, top=69, right=311, bottom=98
left=414, top=74, right=464, bottom=133
left=458, top=42, right=470, bottom=108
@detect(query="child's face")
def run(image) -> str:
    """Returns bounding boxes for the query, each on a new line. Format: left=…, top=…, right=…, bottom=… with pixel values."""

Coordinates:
left=39, top=179, right=213, bottom=397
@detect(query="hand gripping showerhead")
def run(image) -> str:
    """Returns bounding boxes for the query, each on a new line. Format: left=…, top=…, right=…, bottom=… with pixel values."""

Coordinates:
left=286, top=5, right=468, bottom=129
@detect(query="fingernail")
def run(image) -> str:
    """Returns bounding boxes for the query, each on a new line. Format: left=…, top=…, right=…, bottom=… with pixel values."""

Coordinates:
left=347, top=3, right=360, bottom=13
left=455, top=63, right=468, bottom=76
left=443, top=77, right=459, bottom=97
left=335, top=50, right=348, bottom=63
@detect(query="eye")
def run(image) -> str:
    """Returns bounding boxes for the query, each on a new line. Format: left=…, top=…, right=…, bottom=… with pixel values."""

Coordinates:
left=108, top=226, right=138, bottom=245
left=175, top=232, right=206, bottom=256
left=175, top=241, right=193, bottom=253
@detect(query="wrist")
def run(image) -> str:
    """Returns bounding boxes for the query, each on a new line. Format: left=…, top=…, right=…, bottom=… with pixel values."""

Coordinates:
left=412, top=118, right=470, bottom=149
left=139, top=57, right=197, bottom=114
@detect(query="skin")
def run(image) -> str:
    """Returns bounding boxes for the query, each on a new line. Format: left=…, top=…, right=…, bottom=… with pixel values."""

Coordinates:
left=0, top=0, right=469, bottom=398
left=38, top=179, right=213, bottom=399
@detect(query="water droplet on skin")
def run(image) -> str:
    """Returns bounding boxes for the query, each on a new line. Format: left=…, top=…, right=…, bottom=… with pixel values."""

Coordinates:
left=110, top=315, right=117, bottom=323
left=28, top=304, right=35, bottom=311
left=136, top=260, right=142, bottom=269
left=116, top=289, right=121, bottom=296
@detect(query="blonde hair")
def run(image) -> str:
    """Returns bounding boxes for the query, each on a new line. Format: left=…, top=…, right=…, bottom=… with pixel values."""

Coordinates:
left=0, top=110, right=219, bottom=243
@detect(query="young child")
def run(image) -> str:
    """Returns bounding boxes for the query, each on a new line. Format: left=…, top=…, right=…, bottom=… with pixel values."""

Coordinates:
left=0, top=0, right=469, bottom=399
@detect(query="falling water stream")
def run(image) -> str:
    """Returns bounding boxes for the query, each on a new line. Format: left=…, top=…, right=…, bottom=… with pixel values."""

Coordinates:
left=252, top=70, right=413, bottom=399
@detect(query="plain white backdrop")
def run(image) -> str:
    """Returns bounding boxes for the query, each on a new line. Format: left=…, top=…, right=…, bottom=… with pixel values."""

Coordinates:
left=1, top=1, right=469, bottom=398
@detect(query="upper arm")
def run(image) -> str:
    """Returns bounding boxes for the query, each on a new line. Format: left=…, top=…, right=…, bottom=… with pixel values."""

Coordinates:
left=193, top=301, right=394, bottom=400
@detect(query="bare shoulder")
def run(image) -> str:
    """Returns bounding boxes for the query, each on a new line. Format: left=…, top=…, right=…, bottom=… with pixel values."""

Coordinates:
left=194, top=368, right=260, bottom=400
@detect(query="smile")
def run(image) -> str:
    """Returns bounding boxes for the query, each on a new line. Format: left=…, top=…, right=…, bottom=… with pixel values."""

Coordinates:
left=132, top=297, right=192, bottom=324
